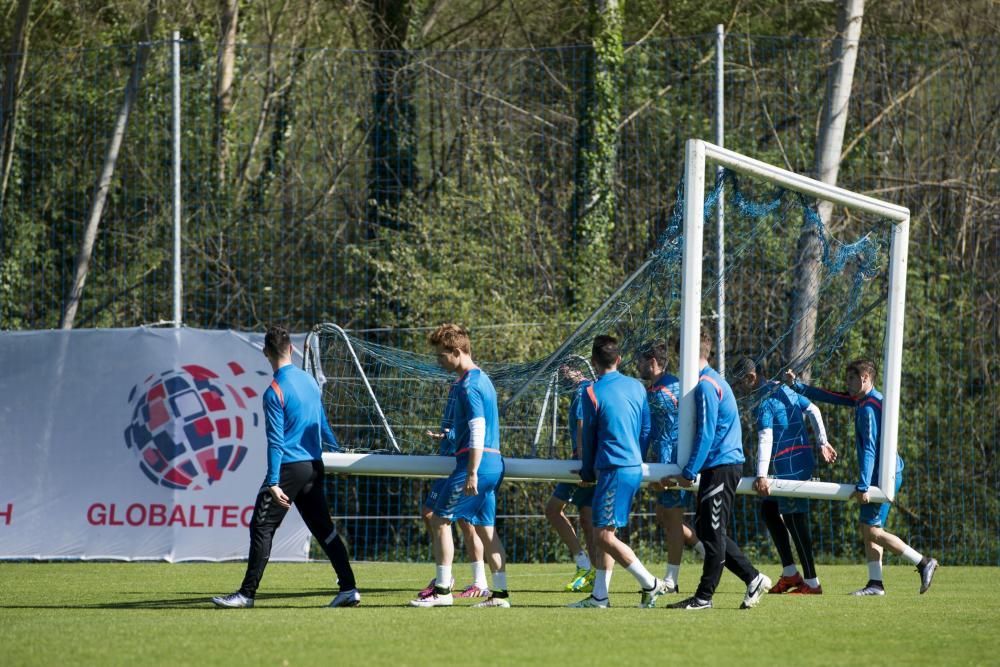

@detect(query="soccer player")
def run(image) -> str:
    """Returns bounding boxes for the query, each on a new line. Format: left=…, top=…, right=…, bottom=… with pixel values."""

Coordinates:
left=409, top=323, right=511, bottom=608
left=784, top=360, right=939, bottom=596
left=416, top=479, right=489, bottom=598
left=568, top=335, right=669, bottom=609
left=733, top=356, right=836, bottom=595
left=664, top=329, right=771, bottom=610
left=544, top=365, right=597, bottom=593
left=212, top=325, right=359, bottom=609
left=636, top=340, right=704, bottom=594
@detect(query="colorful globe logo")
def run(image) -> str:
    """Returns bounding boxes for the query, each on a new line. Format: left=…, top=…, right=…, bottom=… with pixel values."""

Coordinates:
left=124, top=362, right=266, bottom=490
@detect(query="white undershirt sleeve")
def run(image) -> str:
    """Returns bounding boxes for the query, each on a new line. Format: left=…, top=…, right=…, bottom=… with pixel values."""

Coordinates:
left=756, top=428, right=773, bottom=478
left=468, top=417, right=486, bottom=450
left=803, top=403, right=829, bottom=446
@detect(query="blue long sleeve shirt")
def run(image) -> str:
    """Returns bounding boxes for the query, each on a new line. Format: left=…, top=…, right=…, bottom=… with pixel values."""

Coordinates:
left=682, top=365, right=744, bottom=480
left=263, top=363, right=339, bottom=486
left=580, top=371, right=651, bottom=481
left=646, top=372, right=680, bottom=464
left=791, top=383, right=902, bottom=492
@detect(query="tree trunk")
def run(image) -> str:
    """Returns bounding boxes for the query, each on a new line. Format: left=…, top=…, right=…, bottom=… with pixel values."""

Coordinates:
left=214, top=0, right=239, bottom=189
left=0, top=0, right=32, bottom=217
left=366, top=0, right=418, bottom=232
left=786, top=0, right=864, bottom=378
left=567, top=0, right=622, bottom=313
left=60, top=0, right=160, bottom=330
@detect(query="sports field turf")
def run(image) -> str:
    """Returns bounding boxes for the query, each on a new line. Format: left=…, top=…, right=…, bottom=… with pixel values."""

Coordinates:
left=1, top=561, right=995, bottom=666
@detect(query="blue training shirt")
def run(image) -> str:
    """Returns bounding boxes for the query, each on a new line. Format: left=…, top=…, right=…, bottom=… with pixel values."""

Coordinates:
left=444, top=368, right=503, bottom=475
left=755, top=381, right=813, bottom=463
left=792, top=383, right=902, bottom=492
left=682, top=365, right=744, bottom=480
left=568, top=379, right=592, bottom=457
left=580, top=370, right=651, bottom=481
left=263, top=363, right=339, bottom=486
left=646, top=371, right=680, bottom=464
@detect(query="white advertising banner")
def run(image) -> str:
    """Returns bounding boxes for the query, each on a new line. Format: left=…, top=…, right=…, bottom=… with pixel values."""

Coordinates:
left=0, top=327, right=312, bottom=561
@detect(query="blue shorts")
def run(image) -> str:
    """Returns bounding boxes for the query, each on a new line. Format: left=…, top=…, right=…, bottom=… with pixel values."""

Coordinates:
left=433, top=467, right=503, bottom=526
left=657, top=488, right=692, bottom=510
left=859, top=471, right=904, bottom=527
left=592, top=465, right=642, bottom=528
left=423, top=478, right=448, bottom=509
left=552, top=482, right=595, bottom=508
left=772, top=447, right=816, bottom=514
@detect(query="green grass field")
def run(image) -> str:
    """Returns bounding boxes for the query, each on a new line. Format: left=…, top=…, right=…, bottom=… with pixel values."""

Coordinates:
left=1, top=561, right=996, bottom=666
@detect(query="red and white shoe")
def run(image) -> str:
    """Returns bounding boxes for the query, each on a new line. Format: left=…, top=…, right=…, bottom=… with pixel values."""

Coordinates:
left=417, top=577, right=455, bottom=599
left=456, top=584, right=491, bottom=598
left=768, top=573, right=804, bottom=594
left=409, top=592, right=454, bottom=608
left=790, top=583, right=823, bottom=595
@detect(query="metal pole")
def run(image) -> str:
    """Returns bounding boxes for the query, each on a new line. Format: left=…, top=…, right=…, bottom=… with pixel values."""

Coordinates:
left=714, top=24, right=726, bottom=375
left=172, top=31, right=182, bottom=327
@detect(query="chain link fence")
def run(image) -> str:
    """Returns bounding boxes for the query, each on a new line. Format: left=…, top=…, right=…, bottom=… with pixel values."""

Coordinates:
left=1, top=36, right=997, bottom=564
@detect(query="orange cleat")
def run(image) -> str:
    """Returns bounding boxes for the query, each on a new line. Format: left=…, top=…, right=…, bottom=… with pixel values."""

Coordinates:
left=789, top=583, right=823, bottom=595
left=768, top=573, right=804, bottom=594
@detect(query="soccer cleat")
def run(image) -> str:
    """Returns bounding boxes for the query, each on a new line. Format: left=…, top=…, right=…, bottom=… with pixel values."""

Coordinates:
left=740, top=573, right=772, bottom=609
left=567, top=595, right=610, bottom=608
left=768, top=573, right=804, bottom=594
left=918, top=558, right=938, bottom=594
left=639, top=578, right=671, bottom=608
left=417, top=577, right=454, bottom=599
left=471, top=593, right=511, bottom=608
left=661, top=579, right=679, bottom=594
left=851, top=581, right=886, bottom=596
left=566, top=567, right=593, bottom=592
left=666, top=596, right=712, bottom=610
left=211, top=592, right=254, bottom=608
left=409, top=592, right=454, bottom=607
left=456, top=584, right=491, bottom=598
left=789, top=583, right=823, bottom=595
left=329, top=588, right=361, bottom=607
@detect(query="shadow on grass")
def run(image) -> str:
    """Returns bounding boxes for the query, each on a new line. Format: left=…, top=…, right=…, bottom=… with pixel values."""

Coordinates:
left=0, top=587, right=414, bottom=609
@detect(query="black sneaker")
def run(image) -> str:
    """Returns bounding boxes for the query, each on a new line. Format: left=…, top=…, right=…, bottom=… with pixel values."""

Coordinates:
left=666, top=596, right=712, bottom=610
left=918, top=558, right=938, bottom=594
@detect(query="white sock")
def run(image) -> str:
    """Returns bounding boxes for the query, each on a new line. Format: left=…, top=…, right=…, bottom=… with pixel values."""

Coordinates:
left=625, top=559, right=656, bottom=590
left=471, top=561, right=488, bottom=588
left=491, top=570, right=508, bottom=592
left=783, top=565, right=799, bottom=577
left=665, top=563, right=680, bottom=585
left=900, top=546, right=923, bottom=567
left=574, top=550, right=592, bottom=571
left=693, top=541, right=705, bottom=559
left=868, top=560, right=883, bottom=582
left=805, top=577, right=820, bottom=588
left=436, top=565, right=452, bottom=591
left=592, top=569, right=610, bottom=600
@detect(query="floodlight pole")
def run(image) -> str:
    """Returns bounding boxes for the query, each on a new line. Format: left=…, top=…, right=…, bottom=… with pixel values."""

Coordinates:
left=171, top=31, right=182, bottom=328
left=714, top=23, right=726, bottom=376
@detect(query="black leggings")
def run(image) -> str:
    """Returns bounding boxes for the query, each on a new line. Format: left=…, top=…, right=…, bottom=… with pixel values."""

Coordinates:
left=694, top=464, right=759, bottom=601
left=239, top=460, right=355, bottom=597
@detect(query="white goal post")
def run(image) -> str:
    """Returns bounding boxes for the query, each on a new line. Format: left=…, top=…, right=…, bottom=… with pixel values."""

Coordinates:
left=676, top=139, right=910, bottom=503
left=322, top=140, right=910, bottom=504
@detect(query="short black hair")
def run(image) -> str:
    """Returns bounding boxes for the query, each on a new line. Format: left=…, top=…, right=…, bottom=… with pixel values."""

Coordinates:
left=732, top=356, right=759, bottom=380
left=264, top=325, right=291, bottom=358
left=591, top=335, right=620, bottom=370
left=639, top=340, right=669, bottom=367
